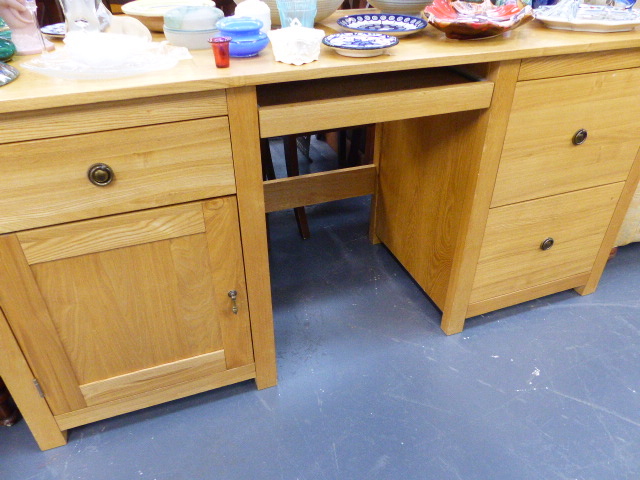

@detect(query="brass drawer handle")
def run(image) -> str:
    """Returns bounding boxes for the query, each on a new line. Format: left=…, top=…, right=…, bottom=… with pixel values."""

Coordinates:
left=572, top=128, right=588, bottom=145
left=87, top=163, right=114, bottom=186
left=540, top=237, right=554, bottom=251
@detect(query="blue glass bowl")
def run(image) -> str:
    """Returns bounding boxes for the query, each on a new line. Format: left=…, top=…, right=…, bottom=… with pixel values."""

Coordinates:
left=216, top=16, right=269, bottom=57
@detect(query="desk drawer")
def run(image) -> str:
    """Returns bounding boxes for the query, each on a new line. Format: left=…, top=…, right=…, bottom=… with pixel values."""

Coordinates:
left=492, top=68, right=640, bottom=207
left=470, top=182, right=624, bottom=303
left=0, top=117, right=235, bottom=233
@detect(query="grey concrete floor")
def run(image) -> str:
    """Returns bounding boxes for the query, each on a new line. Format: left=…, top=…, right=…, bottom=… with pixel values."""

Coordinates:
left=1, top=138, right=640, bottom=479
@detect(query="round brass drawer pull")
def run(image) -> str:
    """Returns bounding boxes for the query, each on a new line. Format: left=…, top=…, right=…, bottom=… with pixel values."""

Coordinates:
left=540, top=237, right=555, bottom=251
left=87, top=163, right=114, bottom=186
left=572, top=128, right=588, bottom=145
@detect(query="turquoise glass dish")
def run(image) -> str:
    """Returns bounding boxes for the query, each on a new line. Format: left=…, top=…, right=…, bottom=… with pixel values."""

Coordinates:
left=216, top=16, right=269, bottom=57
left=0, top=38, right=16, bottom=62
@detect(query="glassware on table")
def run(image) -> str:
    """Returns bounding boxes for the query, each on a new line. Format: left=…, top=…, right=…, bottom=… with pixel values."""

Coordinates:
left=56, top=0, right=103, bottom=33
left=275, top=0, right=317, bottom=27
left=209, top=36, right=231, bottom=67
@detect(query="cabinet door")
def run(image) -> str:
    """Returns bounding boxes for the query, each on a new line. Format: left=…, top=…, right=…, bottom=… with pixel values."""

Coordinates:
left=0, top=196, right=254, bottom=418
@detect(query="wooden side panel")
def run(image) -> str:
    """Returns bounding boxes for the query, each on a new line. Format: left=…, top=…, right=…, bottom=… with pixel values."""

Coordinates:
left=375, top=60, right=521, bottom=335
left=203, top=197, right=254, bottom=369
left=226, top=87, right=277, bottom=389
left=0, top=235, right=86, bottom=415
left=471, top=183, right=624, bottom=303
left=493, top=68, right=640, bottom=207
left=519, top=49, right=640, bottom=81
left=375, top=111, right=482, bottom=309
left=1, top=91, right=228, bottom=144
left=0, top=117, right=235, bottom=234
left=0, top=307, right=68, bottom=450
left=18, top=203, right=206, bottom=265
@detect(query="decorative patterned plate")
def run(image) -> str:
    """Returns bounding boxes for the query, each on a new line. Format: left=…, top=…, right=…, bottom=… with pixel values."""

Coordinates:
left=322, top=32, right=399, bottom=57
left=424, top=0, right=533, bottom=39
left=337, top=13, right=428, bottom=37
left=535, top=4, right=640, bottom=32
left=41, top=23, right=66, bottom=38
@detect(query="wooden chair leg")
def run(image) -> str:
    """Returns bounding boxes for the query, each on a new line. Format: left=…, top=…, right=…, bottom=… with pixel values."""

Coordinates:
left=260, top=138, right=276, bottom=181
left=0, top=378, right=20, bottom=427
left=284, top=135, right=311, bottom=239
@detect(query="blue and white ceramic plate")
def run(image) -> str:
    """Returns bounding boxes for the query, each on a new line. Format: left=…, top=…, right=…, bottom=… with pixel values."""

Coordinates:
left=40, top=23, right=66, bottom=39
left=337, top=14, right=428, bottom=37
left=322, top=32, right=399, bottom=57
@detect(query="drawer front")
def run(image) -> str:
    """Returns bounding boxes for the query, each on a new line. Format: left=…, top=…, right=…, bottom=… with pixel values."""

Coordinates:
left=0, top=117, right=235, bottom=233
left=492, top=68, right=640, bottom=207
left=470, top=182, right=624, bottom=303
left=2, top=90, right=228, bottom=144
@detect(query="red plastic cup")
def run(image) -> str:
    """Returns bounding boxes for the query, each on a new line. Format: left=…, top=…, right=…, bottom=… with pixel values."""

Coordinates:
left=209, top=36, right=231, bottom=68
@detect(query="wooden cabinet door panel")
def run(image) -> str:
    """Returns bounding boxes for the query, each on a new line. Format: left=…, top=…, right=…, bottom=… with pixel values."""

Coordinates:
left=0, top=196, right=253, bottom=414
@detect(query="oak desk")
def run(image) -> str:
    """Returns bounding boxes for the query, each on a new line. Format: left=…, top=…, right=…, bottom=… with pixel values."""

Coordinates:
left=1, top=14, right=640, bottom=450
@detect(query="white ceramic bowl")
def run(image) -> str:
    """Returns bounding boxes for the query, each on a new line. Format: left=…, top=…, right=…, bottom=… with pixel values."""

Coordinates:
left=263, top=0, right=343, bottom=25
left=163, top=26, right=220, bottom=49
left=367, top=0, right=433, bottom=16
left=122, top=0, right=217, bottom=32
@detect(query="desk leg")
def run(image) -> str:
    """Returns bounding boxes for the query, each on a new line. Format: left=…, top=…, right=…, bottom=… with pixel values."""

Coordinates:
left=576, top=147, right=640, bottom=296
left=227, top=86, right=278, bottom=389
left=439, top=60, right=521, bottom=335
left=0, top=308, right=67, bottom=450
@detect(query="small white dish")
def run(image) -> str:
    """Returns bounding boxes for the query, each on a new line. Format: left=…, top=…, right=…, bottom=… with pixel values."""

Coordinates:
left=337, top=13, right=428, bottom=37
left=268, top=20, right=325, bottom=65
left=322, top=32, right=398, bottom=57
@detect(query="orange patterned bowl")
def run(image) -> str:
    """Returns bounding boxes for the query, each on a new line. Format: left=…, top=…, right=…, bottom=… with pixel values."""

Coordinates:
left=424, top=0, right=533, bottom=39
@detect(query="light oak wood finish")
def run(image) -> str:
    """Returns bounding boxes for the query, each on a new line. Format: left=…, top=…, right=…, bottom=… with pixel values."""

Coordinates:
left=79, top=350, right=227, bottom=406
left=492, top=68, right=640, bottom=207
left=0, top=118, right=235, bottom=233
left=0, top=234, right=87, bottom=415
left=264, top=165, right=376, bottom=212
left=227, top=87, right=277, bottom=389
left=4, top=20, right=640, bottom=449
left=18, top=203, right=206, bottom=265
left=374, top=61, right=522, bottom=334
left=2, top=197, right=253, bottom=417
left=466, top=272, right=591, bottom=318
left=471, top=183, right=624, bottom=303
left=257, top=69, right=494, bottom=138
left=1, top=91, right=228, bottom=144
left=576, top=143, right=640, bottom=296
left=518, top=49, right=640, bottom=81
left=0, top=308, right=68, bottom=450
left=55, top=364, right=256, bottom=430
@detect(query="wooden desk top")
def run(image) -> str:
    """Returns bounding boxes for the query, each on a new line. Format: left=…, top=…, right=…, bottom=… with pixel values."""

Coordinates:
left=3, top=10, right=640, bottom=113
